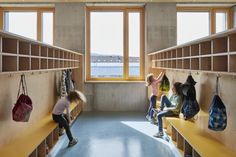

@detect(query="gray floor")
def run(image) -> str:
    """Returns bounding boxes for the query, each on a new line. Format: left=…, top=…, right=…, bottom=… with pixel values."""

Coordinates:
left=48, top=112, right=181, bottom=157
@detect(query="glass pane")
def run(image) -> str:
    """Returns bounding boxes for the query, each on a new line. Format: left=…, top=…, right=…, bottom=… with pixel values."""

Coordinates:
left=4, top=12, right=37, bottom=40
left=42, top=12, right=53, bottom=45
left=128, top=12, right=140, bottom=77
left=216, top=12, right=227, bottom=33
left=177, top=12, right=210, bottom=45
left=90, top=12, right=124, bottom=78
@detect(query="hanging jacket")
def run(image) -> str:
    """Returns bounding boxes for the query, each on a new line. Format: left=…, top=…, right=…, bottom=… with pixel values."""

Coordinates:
left=181, top=75, right=200, bottom=120
left=159, top=74, right=170, bottom=92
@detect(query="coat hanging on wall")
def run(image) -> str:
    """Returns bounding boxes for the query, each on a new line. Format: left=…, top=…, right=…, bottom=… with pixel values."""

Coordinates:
left=208, top=76, right=227, bottom=131
left=159, top=74, right=170, bottom=92
left=181, top=74, right=200, bottom=120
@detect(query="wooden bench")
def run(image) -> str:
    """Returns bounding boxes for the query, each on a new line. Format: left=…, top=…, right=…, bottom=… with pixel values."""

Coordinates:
left=166, top=113, right=236, bottom=157
left=0, top=102, right=81, bottom=157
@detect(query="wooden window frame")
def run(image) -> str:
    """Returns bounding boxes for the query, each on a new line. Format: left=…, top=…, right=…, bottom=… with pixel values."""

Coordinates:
left=0, top=7, right=54, bottom=43
left=86, top=6, right=145, bottom=82
left=177, top=7, right=233, bottom=35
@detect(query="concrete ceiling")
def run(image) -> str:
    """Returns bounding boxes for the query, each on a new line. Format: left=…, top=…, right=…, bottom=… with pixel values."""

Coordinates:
left=0, top=0, right=235, bottom=3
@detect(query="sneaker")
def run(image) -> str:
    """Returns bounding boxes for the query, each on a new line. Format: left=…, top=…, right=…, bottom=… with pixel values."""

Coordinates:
left=146, top=115, right=150, bottom=121
left=68, top=138, right=78, bottom=147
left=150, top=118, right=158, bottom=124
left=153, top=131, right=164, bottom=138
left=59, top=128, right=64, bottom=136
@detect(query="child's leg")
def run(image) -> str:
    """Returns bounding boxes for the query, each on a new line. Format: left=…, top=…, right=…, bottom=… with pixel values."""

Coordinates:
left=160, top=95, right=172, bottom=111
left=157, top=110, right=175, bottom=133
left=148, top=95, right=157, bottom=118
left=53, top=114, right=74, bottom=141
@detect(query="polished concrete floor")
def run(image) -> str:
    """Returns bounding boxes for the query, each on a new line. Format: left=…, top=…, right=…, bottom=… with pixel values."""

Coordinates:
left=48, top=112, right=181, bottom=157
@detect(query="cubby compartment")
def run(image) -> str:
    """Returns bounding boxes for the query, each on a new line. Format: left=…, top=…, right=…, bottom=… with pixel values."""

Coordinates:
left=184, top=140, right=193, bottom=157
left=167, top=51, right=171, bottom=59
left=46, top=133, right=53, bottom=151
left=163, top=52, right=167, bottom=59
left=48, top=59, right=53, bottom=69
left=183, top=46, right=190, bottom=57
left=31, top=58, right=39, bottom=70
left=41, top=46, right=48, bottom=57
left=48, top=48, right=53, bottom=58
left=31, top=44, right=40, bottom=56
left=19, top=57, right=30, bottom=71
left=213, top=37, right=227, bottom=54
left=200, top=57, right=211, bottom=71
left=60, top=60, right=64, bottom=68
left=168, top=60, right=171, bottom=68
left=54, top=60, right=59, bottom=68
left=177, top=48, right=182, bottom=58
left=19, top=41, right=30, bottom=55
left=171, top=60, right=176, bottom=68
left=177, top=133, right=184, bottom=150
left=229, top=55, right=236, bottom=72
left=213, top=56, right=228, bottom=72
left=177, top=59, right=182, bottom=69
left=183, top=59, right=190, bottom=69
left=2, top=38, right=17, bottom=54
left=200, top=41, right=211, bottom=55
left=2, top=56, right=17, bottom=72
left=60, top=51, right=64, bottom=59
left=229, top=33, right=236, bottom=52
left=29, top=149, right=37, bottom=157
left=41, top=59, right=47, bottom=69
left=171, top=49, right=176, bottom=58
left=37, top=140, right=46, bottom=157
left=164, top=61, right=168, bottom=67
left=54, top=49, right=60, bottom=58
left=191, top=44, right=199, bottom=56
left=191, top=58, right=199, bottom=70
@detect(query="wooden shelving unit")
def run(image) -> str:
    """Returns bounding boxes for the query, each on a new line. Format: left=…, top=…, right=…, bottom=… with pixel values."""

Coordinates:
left=0, top=30, right=82, bottom=74
left=148, top=28, right=236, bottom=75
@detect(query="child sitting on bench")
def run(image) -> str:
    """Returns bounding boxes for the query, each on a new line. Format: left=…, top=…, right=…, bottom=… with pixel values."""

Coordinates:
left=154, top=82, right=183, bottom=137
left=52, top=90, right=86, bottom=147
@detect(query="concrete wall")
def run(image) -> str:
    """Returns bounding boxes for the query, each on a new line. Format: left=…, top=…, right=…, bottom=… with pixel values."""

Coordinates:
left=54, top=3, right=176, bottom=111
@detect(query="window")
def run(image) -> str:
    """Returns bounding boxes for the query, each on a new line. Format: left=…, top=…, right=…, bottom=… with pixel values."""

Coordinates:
left=4, top=12, right=37, bottom=40
left=42, top=12, right=53, bottom=44
left=177, top=12, right=210, bottom=45
left=86, top=7, right=144, bottom=81
left=177, top=7, right=232, bottom=44
left=2, top=8, right=54, bottom=43
left=215, top=12, right=227, bottom=33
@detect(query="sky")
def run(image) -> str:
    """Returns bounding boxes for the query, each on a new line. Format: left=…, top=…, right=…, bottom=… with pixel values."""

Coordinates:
left=90, top=11, right=140, bottom=57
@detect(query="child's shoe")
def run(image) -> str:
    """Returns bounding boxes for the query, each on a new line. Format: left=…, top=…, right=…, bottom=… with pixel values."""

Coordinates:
left=68, top=138, right=78, bottom=147
left=153, top=131, right=164, bottom=138
left=59, top=128, right=64, bottom=136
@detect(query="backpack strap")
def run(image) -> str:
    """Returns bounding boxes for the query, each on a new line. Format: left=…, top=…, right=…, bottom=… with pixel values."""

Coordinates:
left=22, top=74, right=28, bottom=95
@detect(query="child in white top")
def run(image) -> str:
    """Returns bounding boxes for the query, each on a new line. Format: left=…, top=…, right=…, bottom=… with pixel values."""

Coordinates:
left=52, top=90, right=86, bottom=147
left=146, top=72, right=164, bottom=123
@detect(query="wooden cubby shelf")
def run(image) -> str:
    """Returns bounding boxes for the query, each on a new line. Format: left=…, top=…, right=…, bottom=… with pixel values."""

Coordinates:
left=148, top=27, right=236, bottom=75
left=0, top=30, right=83, bottom=74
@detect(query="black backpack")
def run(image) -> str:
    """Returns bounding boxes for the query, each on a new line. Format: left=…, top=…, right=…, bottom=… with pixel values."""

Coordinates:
left=181, top=75, right=200, bottom=120
left=208, top=76, right=227, bottom=131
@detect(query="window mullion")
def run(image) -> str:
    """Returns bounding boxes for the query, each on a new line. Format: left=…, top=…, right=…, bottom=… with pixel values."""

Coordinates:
left=124, top=10, right=129, bottom=80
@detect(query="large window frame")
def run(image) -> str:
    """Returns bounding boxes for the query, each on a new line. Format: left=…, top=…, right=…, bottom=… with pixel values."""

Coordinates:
left=0, top=7, right=54, bottom=43
left=86, top=6, right=145, bottom=82
left=177, top=7, right=233, bottom=35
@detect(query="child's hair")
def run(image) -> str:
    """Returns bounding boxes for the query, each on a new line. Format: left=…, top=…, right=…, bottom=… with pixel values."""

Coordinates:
left=173, top=82, right=183, bottom=96
left=67, top=90, right=81, bottom=102
left=146, top=73, right=154, bottom=86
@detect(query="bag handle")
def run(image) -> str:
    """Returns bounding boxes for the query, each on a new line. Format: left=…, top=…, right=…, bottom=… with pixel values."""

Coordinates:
left=17, top=74, right=28, bottom=98
left=216, top=75, right=220, bottom=95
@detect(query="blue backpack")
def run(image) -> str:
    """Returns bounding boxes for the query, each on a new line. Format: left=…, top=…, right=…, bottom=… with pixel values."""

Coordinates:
left=208, top=77, right=227, bottom=131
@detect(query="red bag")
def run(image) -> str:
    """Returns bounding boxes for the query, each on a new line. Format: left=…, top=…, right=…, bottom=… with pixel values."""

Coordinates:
left=12, top=74, right=33, bottom=122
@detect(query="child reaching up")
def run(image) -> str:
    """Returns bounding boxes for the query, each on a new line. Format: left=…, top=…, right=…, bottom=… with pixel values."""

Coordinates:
left=146, top=72, right=164, bottom=123
left=52, top=90, right=86, bottom=147
left=153, top=82, right=183, bottom=137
